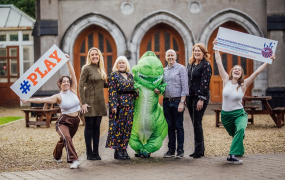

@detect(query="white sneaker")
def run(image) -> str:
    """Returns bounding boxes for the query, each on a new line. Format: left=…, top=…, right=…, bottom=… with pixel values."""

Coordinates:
left=70, top=160, right=80, bottom=169
left=53, top=157, right=62, bottom=163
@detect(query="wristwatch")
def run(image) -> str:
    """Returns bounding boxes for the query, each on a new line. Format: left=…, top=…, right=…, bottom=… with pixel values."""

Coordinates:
left=180, top=100, right=185, bottom=103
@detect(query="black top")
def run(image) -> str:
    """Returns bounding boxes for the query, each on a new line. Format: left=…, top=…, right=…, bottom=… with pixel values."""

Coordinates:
left=187, top=59, right=212, bottom=100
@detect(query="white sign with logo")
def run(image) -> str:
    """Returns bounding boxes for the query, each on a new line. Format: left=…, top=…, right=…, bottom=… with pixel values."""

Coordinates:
left=10, top=44, right=68, bottom=100
left=213, top=27, right=278, bottom=64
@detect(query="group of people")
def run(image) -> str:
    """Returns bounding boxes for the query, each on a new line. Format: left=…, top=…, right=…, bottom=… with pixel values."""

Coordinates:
left=21, top=37, right=275, bottom=168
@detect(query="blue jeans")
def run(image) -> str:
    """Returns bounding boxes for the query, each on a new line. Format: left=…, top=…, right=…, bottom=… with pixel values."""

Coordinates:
left=163, top=99, right=184, bottom=151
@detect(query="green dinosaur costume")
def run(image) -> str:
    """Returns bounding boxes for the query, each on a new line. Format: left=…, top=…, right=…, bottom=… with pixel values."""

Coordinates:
left=129, top=51, right=168, bottom=157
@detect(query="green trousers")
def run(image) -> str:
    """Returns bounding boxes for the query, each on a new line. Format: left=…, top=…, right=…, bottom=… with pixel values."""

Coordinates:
left=221, top=108, right=247, bottom=156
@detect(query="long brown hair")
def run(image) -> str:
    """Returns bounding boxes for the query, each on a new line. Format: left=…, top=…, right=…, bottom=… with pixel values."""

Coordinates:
left=189, top=43, right=210, bottom=64
left=229, top=65, right=245, bottom=91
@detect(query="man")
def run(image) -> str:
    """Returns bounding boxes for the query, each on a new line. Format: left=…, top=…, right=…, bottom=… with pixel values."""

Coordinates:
left=162, top=49, right=188, bottom=158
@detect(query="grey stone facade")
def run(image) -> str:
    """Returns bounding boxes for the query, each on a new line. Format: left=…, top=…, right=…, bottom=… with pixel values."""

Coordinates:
left=34, top=0, right=285, bottom=103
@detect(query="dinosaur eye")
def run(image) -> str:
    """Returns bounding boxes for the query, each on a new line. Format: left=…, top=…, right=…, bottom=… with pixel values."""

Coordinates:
left=143, top=65, right=151, bottom=69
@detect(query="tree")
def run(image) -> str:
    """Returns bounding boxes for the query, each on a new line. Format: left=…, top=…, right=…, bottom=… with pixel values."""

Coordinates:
left=0, top=0, right=35, bottom=18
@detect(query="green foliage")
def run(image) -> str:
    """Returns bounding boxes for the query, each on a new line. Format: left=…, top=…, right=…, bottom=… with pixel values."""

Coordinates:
left=0, top=0, right=35, bottom=18
left=0, top=116, right=23, bottom=125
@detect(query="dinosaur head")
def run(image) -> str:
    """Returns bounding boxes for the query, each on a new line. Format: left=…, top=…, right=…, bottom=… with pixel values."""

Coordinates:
left=132, top=51, right=164, bottom=89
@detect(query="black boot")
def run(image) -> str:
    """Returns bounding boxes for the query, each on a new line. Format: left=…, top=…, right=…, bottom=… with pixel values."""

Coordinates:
left=123, top=149, right=130, bottom=159
left=87, top=151, right=96, bottom=160
left=93, top=149, right=101, bottom=160
left=114, top=149, right=118, bottom=159
left=117, top=150, right=127, bottom=160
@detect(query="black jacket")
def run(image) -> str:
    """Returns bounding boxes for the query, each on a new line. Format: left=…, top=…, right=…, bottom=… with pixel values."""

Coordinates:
left=187, top=59, right=212, bottom=100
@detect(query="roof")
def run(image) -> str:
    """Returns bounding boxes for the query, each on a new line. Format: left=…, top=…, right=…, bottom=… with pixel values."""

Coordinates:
left=0, top=4, right=35, bottom=29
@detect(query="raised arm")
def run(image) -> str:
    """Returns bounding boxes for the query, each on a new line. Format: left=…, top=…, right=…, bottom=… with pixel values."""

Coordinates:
left=65, top=54, right=77, bottom=94
left=213, top=39, right=229, bottom=84
left=244, top=55, right=275, bottom=90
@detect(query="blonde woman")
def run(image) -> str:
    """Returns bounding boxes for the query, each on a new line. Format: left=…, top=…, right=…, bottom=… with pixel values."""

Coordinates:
left=105, top=56, right=138, bottom=160
left=79, top=47, right=107, bottom=160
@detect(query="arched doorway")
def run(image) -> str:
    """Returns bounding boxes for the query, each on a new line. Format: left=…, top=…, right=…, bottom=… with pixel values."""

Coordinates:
left=140, top=24, right=185, bottom=66
left=140, top=24, right=185, bottom=103
left=73, top=25, right=117, bottom=103
left=208, top=22, right=253, bottom=102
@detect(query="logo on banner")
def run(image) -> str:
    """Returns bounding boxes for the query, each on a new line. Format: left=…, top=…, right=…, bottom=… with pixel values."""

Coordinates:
left=18, top=50, right=62, bottom=94
left=261, top=42, right=274, bottom=58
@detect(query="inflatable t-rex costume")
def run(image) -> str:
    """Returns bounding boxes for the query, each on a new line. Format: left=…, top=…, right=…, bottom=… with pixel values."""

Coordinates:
left=129, top=51, right=168, bottom=157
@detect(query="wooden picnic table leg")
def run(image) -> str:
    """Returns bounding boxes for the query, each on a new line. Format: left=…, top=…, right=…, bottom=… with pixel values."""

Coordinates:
left=275, top=112, right=283, bottom=128
left=25, top=112, right=30, bottom=127
left=215, top=111, right=220, bottom=127
left=45, top=113, right=51, bottom=128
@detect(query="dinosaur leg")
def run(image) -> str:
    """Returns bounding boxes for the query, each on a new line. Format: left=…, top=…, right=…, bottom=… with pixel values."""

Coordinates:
left=129, top=132, right=144, bottom=156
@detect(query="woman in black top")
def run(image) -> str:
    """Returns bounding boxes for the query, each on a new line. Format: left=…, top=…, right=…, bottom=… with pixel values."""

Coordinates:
left=186, top=43, right=212, bottom=158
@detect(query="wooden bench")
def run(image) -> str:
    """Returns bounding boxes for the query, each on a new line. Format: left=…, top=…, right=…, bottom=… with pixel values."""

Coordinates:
left=22, top=103, right=60, bottom=128
left=213, top=105, right=259, bottom=127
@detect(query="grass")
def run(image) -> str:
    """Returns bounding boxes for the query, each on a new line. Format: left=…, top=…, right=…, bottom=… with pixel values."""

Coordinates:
left=0, top=116, right=23, bottom=126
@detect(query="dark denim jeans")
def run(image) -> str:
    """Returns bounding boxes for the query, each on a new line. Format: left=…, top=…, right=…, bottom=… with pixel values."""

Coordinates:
left=186, top=96, right=209, bottom=155
left=163, top=99, right=185, bottom=152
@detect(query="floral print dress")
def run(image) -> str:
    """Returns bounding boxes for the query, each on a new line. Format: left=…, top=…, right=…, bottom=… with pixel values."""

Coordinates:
left=106, top=71, right=138, bottom=150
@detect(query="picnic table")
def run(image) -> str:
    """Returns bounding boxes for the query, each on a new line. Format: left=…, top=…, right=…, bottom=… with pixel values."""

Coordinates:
left=213, top=96, right=285, bottom=128
left=22, top=103, right=60, bottom=128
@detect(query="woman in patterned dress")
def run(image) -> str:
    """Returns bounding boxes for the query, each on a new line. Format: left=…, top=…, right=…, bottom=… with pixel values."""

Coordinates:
left=106, top=56, right=138, bottom=160
left=186, top=43, right=212, bottom=158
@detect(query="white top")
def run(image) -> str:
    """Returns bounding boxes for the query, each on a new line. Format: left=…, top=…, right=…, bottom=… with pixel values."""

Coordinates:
left=59, top=90, right=81, bottom=114
left=222, top=80, right=244, bottom=111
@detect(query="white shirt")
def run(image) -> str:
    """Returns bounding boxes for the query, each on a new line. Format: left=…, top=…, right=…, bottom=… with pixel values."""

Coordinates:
left=222, top=80, right=244, bottom=111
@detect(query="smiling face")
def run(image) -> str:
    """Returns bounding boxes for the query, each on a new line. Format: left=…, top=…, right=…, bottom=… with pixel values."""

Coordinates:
left=165, top=50, right=177, bottom=67
left=231, top=65, right=243, bottom=79
left=132, top=51, right=164, bottom=89
left=193, top=46, right=204, bottom=62
left=89, top=49, right=100, bottom=65
left=57, top=76, right=71, bottom=92
left=117, top=60, right=126, bottom=72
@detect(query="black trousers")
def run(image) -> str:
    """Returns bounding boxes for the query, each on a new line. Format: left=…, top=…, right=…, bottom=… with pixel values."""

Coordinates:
left=84, top=116, right=102, bottom=154
left=186, top=96, right=208, bottom=155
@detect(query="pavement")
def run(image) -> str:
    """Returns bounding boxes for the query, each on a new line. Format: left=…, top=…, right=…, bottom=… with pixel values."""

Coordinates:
left=1, top=103, right=285, bottom=180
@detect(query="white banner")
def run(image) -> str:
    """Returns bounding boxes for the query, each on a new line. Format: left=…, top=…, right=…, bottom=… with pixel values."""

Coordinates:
left=10, top=44, right=68, bottom=100
left=213, top=27, right=278, bottom=64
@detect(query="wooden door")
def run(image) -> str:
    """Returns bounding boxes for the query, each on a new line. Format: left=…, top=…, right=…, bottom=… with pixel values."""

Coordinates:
left=140, top=24, right=185, bottom=66
left=208, top=22, right=253, bottom=102
left=0, top=46, right=20, bottom=106
left=74, top=25, right=117, bottom=103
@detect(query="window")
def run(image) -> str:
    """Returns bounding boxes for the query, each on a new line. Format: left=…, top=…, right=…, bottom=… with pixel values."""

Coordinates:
left=23, top=46, right=34, bottom=73
left=0, top=35, right=6, bottom=41
left=10, top=34, right=18, bottom=41
left=23, top=34, right=29, bottom=41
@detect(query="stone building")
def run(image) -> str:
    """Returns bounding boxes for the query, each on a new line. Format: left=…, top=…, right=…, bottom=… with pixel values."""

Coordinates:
left=6, top=0, right=285, bottom=107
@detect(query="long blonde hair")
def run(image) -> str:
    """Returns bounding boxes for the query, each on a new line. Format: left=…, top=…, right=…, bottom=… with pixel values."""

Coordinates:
left=85, top=47, right=107, bottom=80
left=189, top=43, right=210, bottom=64
left=229, top=65, right=245, bottom=91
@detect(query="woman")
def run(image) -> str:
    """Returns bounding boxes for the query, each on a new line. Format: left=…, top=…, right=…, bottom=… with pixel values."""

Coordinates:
left=21, top=55, right=81, bottom=169
left=213, top=38, right=275, bottom=164
left=106, top=56, right=138, bottom=160
left=186, top=43, right=212, bottom=158
left=79, top=47, right=107, bottom=160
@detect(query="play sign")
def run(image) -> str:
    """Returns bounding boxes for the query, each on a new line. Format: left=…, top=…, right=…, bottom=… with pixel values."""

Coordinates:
left=10, top=44, right=68, bottom=100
